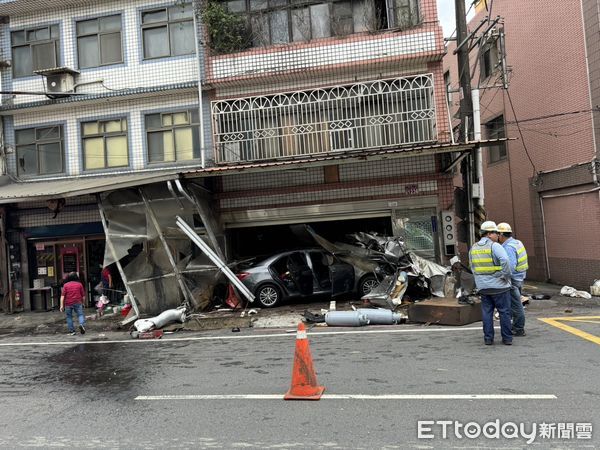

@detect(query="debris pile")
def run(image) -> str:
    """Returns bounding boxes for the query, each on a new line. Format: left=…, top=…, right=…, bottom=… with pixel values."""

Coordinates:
left=306, top=226, right=451, bottom=309
left=131, top=307, right=187, bottom=338
left=560, top=286, right=592, bottom=299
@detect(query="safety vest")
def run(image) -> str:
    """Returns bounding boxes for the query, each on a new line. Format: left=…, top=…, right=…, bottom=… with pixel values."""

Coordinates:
left=508, top=239, right=529, bottom=272
left=469, top=240, right=502, bottom=274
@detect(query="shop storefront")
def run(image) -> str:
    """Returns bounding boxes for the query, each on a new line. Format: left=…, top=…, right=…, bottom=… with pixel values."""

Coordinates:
left=26, top=233, right=106, bottom=311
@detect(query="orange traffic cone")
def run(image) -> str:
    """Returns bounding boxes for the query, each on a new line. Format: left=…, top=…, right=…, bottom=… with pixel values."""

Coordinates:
left=284, top=322, right=325, bottom=400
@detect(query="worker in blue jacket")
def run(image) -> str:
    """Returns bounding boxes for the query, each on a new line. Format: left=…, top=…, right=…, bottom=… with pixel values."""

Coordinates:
left=469, top=221, right=513, bottom=346
left=497, top=222, right=528, bottom=337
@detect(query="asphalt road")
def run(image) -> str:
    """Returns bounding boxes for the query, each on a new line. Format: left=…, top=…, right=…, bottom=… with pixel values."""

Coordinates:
left=0, top=310, right=599, bottom=449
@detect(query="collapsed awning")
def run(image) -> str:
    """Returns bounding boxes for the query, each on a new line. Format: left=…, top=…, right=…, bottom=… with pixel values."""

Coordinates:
left=0, top=170, right=182, bottom=204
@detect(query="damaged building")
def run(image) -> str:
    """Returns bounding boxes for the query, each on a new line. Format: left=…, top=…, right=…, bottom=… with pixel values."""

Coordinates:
left=0, top=0, right=484, bottom=315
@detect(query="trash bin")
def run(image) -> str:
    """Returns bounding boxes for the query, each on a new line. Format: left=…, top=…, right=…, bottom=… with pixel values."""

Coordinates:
left=31, top=291, right=45, bottom=311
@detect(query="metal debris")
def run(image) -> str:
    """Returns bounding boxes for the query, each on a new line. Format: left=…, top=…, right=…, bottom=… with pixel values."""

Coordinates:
left=304, top=226, right=451, bottom=309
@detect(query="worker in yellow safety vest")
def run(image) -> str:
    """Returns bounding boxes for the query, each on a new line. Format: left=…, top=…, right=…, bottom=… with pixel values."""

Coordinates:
left=469, top=221, right=513, bottom=346
left=497, top=222, right=528, bottom=337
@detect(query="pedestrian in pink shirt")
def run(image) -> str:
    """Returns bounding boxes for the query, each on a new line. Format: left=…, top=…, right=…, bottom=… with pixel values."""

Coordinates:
left=59, top=272, right=86, bottom=335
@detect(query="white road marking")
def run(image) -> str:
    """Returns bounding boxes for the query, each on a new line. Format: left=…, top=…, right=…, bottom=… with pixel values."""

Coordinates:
left=135, top=394, right=557, bottom=401
left=0, top=325, right=498, bottom=348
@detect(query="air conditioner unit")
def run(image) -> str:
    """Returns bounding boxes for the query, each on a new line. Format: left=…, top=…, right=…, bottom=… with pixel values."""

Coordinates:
left=34, top=67, right=80, bottom=94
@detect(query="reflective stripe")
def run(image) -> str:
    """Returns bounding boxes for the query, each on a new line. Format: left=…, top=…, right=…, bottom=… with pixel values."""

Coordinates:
left=470, top=249, right=492, bottom=255
left=474, top=266, right=502, bottom=273
left=510, top=239, right=529, bottom=272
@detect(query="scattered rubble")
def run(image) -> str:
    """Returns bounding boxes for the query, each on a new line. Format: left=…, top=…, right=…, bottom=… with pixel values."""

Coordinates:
left=133, top=307, right=186, bottom=333
left=591, top=279, right=600, bottom=297
left=560, top=286, right=592, bottom=299
left=305, top=226, right=452, bottom=309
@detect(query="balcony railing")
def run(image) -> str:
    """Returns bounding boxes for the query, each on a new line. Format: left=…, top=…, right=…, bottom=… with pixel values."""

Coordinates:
left=212, top=74, right=437, bottom=163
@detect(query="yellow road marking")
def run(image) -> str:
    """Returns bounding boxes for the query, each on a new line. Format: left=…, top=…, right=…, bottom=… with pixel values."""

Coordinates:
left=539, top=316, right=600, bottom=346
left=559, top=319, right=600, bottom=325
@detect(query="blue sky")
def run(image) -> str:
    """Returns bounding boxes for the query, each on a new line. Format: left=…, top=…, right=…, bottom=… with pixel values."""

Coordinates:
left=437, top=0, right=474, bottom=38
left=437, top=0, right=456, bottom=37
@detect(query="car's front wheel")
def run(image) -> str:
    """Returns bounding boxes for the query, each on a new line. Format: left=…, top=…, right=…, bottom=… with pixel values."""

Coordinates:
left=255, top=283, right=282, bottom=308
left=359, top=274, right=380, bottom=296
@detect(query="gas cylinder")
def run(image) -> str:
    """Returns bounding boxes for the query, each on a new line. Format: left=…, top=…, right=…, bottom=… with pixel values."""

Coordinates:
left=325, top=310, right=369, bottom=327
left=357, top=308, right=404, bottom=325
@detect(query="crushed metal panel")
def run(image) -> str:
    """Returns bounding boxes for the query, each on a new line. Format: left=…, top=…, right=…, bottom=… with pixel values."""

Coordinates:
left=0, top=171, right=181, bottom=204
left=99, top=185, right=198, bottom=315
left=303, top=225, right=379, bottom=273
left=176, top=216, right=255, bottom=303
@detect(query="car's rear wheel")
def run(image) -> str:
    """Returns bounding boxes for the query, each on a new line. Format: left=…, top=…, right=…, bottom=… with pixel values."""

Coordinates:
left=359, top=274, right=379, bottom=296
left=256, top=283, right=282, bottom=308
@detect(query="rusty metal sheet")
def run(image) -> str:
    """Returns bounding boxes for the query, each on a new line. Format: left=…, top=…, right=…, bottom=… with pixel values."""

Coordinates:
left=408, top=297, right=482, bottom=326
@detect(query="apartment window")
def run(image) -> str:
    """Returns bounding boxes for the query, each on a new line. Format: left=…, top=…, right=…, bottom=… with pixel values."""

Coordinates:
left=480, top=40, right=499, bottom=80
left=444, top=70, right=452, bottom=104
left=145, top=110, right=200, bottom=163
left=223, top=0, right=420, bottom=48
left=11, top=25, right=60, bottom=78
left=15, top=125, right=64, bottom=176
left=82, top=118, right=128, bottom=170
left=141, top=3, right=195, bottom=59
left=486, top=115, right=506, bottom=163
left=76, top=15, right=123, bottom=69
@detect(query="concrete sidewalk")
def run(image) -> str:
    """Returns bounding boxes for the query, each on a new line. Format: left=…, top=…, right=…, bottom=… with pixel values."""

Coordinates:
left=1, top=280, right=598, bottom=338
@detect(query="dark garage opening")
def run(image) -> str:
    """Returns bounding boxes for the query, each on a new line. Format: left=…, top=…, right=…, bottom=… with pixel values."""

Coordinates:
left=229, top=216, right=392, bottom=259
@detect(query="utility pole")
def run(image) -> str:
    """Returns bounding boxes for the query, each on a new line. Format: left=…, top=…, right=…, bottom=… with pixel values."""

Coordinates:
left=455, top=0, right=477, bottom=247
left=455, top=0, right=473, bottom=142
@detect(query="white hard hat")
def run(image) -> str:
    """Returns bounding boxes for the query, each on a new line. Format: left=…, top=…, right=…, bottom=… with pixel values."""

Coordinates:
left=497, top=222, right=512, bottom=233
left=480, top=220, right=498, bottom=232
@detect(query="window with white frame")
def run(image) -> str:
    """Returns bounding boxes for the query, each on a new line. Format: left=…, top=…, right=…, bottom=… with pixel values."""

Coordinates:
left=11, top=25, right=60, bottom=78
left=76, top=15, right=123, bottom=69
left=145, top=109, right=200, bottom=163
left=221, top=0, right=420, bottom=48
left=141, top=3, right=195, bottom=59
left=486, top=115, right=506, bottom=163
left=15, top=125, right=64, bottom=176
left=82, top=118, right=129, bottom=170
left=213, top=75, right=436, bottom=163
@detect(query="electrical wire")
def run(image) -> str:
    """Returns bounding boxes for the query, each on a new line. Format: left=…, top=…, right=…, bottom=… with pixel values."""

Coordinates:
left=505, top=89, right=537, bottom=175
left=446, top=0, right=477, bottom=40
left=504, top=107, right=600, bottom=125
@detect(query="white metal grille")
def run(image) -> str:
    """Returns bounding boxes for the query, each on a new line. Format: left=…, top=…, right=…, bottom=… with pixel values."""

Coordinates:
left=212, top=74, right=437, bottom=163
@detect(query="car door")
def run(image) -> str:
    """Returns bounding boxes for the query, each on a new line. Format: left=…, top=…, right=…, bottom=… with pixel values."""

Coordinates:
left=327, top=254, right=355, bottom=297
left=307, top=250, right=332, bottom=294
left=286, top=252, right=314, bottom=296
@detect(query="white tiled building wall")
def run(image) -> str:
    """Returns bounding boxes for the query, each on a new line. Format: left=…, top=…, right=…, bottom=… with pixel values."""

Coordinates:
left=219, top=179, right=439, bottom=209
left=211, top=32, right=437, bottom=80
left=219, top=156, right=439, bottom=210
left=220, top=156, right=436, bottom=192
left=338, top=156, right=436, bottom=180
left=5, top=92, right=212, bottom=177
left=221, top=166, right=325, bottom=191
left=13, top=204, right=100, bottom=228
left=4, top=0, right=200, bottom=106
